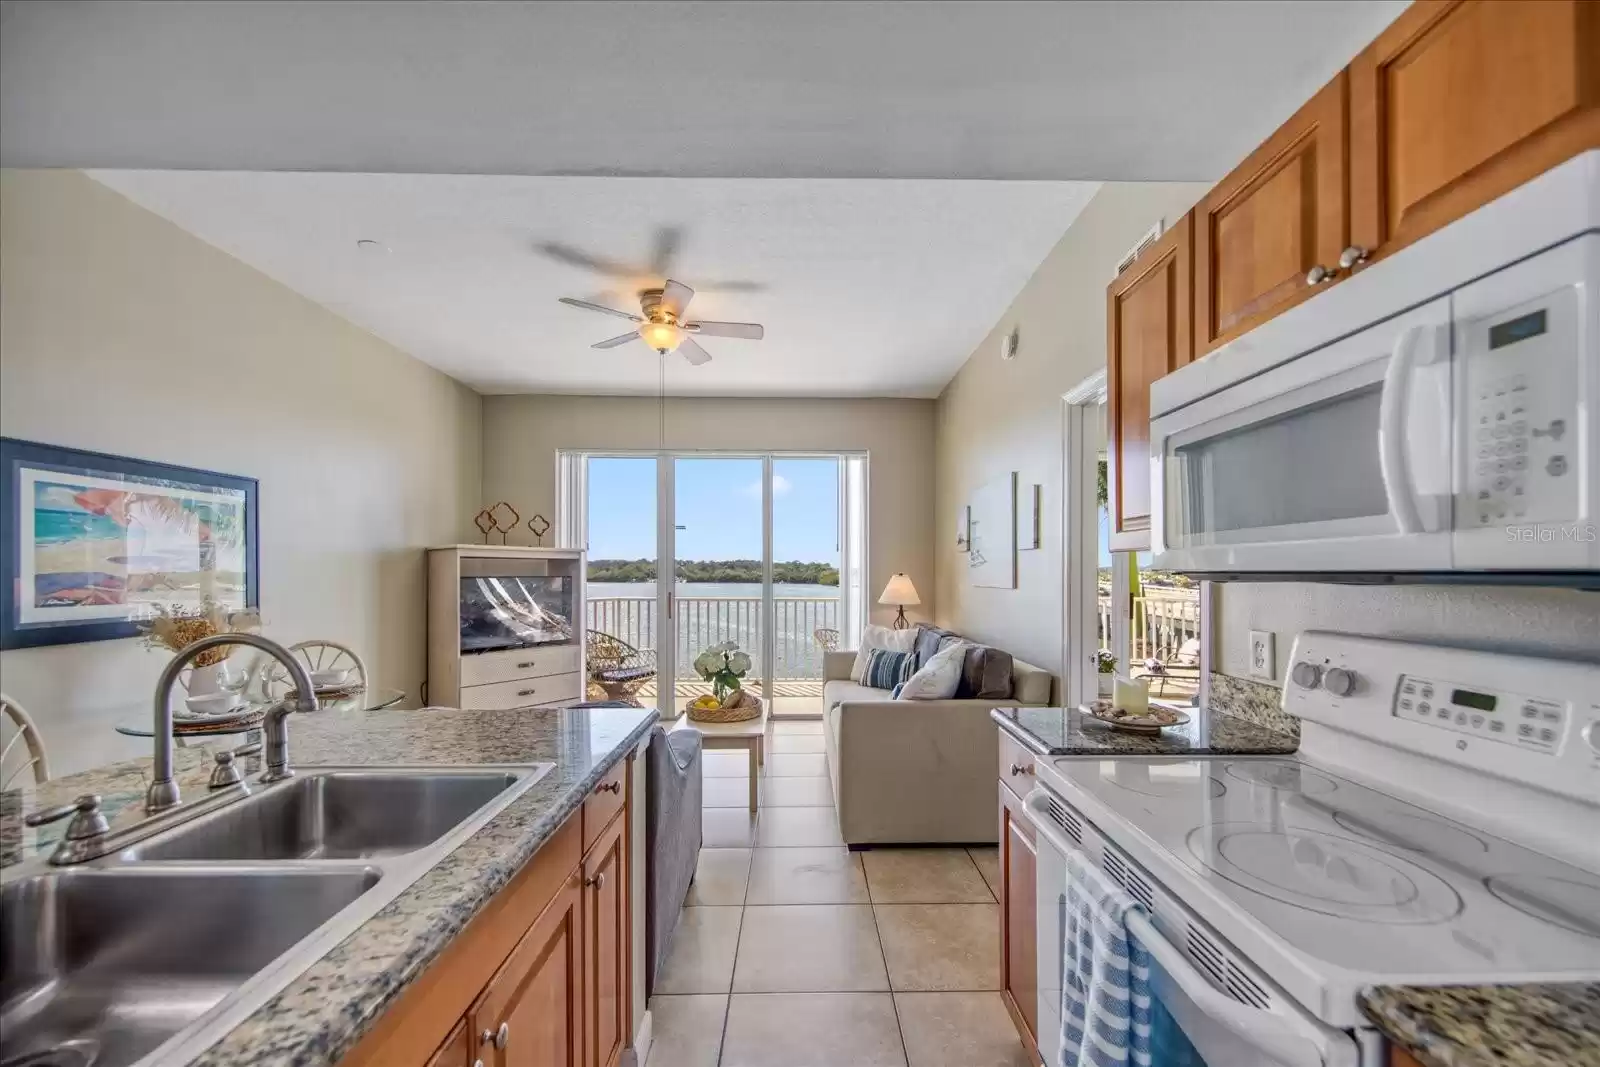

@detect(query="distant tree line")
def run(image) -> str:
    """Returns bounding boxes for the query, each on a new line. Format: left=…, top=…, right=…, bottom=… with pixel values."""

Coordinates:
left=588, top=559, right=839, bottom=585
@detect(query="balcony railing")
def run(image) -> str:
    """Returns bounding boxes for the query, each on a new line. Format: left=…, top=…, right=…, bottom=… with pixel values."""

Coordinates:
left=1098, top=593, right=1202, bottom=663
left=586, top=595, right=840, bottom=681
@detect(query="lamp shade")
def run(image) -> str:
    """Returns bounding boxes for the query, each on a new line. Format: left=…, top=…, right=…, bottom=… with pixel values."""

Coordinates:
left=877, top=573, right=921, bottom=607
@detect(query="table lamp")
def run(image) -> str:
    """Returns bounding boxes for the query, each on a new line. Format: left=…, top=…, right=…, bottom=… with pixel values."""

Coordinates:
left=878, top=573, right=921, bottom=630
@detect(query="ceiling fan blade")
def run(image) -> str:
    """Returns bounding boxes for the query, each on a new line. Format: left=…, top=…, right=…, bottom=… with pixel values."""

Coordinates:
left=592, top=332, right=641, bottom=350
left=678, top=337, right=712, bottom=366
left=688, top=320, right=764, bottom=340
left=559, top=296, right=642, bottom=322
left=660, top=279, right=695, bottom=319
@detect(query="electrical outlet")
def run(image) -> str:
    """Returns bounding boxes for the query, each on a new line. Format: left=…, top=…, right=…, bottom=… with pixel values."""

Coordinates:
left=1248, top=630, right=1276, bottom=681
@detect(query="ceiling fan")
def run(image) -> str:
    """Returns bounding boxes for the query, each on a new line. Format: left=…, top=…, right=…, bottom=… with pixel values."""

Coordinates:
left=558, top=280, right=764, bottom=365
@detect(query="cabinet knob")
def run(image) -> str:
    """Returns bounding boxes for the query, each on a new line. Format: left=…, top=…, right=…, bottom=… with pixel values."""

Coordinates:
left=1305, top=264, right=1338, bottom=286
left=1337, top=245, right=1370, bottom=270
left=596, top=780, right=621, bottom=795
left=495, top=1022, right=510, bottom=1049
left=517, top=688, right=537, bottom=697
left=1009, top=763, right=1033, bottom=777
left=586, top=871, right=608, bottom=890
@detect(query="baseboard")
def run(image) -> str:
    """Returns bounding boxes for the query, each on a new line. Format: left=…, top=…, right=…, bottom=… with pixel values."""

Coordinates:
left=632, top=1007, right=653, bottom=1066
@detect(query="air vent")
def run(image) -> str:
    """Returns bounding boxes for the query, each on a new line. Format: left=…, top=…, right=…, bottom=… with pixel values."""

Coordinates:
left=1115, top=220, right=1164, bottom=275
left=1046, top=795, right=1083, bottom=845
left=1101, top=850, right=1156, bottom=912
left=1184, top=925, right=1271, bottom=1009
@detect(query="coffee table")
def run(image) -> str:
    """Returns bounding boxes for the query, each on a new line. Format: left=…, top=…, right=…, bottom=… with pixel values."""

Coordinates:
left=671, top=704, right=768, bottom=813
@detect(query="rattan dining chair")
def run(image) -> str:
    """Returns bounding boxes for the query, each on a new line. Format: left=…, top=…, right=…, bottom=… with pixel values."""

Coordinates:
left=813, top=628, right=840, bottom=653
left=2, top=693, right=50, bottom=789
left=262, top=639, right=369, bottom=696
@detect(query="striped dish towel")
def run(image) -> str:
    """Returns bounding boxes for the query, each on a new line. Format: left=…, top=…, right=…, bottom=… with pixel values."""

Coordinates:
left=1056, top=850, right=1153, bottom=1067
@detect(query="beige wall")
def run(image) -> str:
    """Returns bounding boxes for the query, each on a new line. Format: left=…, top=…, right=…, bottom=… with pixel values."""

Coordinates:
left=933, top=183, right=1206, bottom=675
left=480, top=394, right=936, bottom=629
left=0, top=169, right=482, bottom=775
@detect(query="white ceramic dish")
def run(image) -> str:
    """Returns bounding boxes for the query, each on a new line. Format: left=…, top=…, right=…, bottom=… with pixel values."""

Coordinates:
left=1080, top=700, right=1191, bottom=735
left=184, top=692, right=245, bottom=717
left=311, top=667, right=350, bottom=687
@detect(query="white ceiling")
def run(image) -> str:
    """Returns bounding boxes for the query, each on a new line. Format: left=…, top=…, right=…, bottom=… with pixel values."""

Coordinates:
left=8, top=1, right=1407, bottom=181
left=91, top=170, right=1101, bottom=397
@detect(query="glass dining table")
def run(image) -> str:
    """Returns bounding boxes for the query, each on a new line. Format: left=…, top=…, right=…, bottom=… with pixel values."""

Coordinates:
left=114, top=686, right=407, bottom=739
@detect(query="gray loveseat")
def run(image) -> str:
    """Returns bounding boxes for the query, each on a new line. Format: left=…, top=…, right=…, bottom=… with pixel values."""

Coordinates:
left=822, top=628, right=1053, bottom=846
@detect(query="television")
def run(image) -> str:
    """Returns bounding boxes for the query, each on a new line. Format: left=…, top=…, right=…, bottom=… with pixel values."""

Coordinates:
left=459, top=573, right=575, bottom=654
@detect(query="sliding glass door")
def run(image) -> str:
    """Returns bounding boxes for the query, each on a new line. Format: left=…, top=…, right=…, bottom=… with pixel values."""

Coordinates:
left=567, top=451, right=864, bottom=718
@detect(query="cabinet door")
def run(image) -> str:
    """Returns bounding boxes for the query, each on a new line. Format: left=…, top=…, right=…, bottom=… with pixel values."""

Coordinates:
left=1350, top=0, right=1600, bottom=265
left=427, top=1020, right=473, bottom=1067
left=1194, top=73, right=1348, bottom=355
left=583, top=813, right=629, bottom=1067
left=998, top=783, right=1039, bottom=1057
left=1107, top=212, right=1192, bottom=552
left=477, top=872, right=584, bottom=1067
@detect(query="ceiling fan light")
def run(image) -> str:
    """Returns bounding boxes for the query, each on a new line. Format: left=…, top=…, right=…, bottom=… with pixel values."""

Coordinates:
left=639, top=321, right=683, bottom=353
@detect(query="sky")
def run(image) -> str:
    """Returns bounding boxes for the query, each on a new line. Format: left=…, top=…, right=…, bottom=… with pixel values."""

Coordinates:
left=586, top=456, right=839, bottom=563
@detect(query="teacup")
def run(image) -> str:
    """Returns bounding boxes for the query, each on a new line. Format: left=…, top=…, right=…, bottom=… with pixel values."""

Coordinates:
left=185, top=691, right=242, bottom=716
left=312, top=667, right=350, bottom=687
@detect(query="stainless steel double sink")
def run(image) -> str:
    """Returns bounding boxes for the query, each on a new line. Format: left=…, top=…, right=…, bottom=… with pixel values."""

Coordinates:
left=1, top=763, right=555, bottom=1067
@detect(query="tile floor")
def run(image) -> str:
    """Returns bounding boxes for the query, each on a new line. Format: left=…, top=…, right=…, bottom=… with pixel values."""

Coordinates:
left=647, top=719, right=1033, bottom=1067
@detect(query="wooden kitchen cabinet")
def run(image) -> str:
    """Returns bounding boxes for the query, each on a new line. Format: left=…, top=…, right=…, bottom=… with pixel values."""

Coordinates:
left=1390, top=1049, right=1426, bottom=1067
left=1193, top=73, right=1349, bottom=356
left=340, top=756, right=636, bottom=1067
left=582, top=813, right=628, bottom=1067
left=426, top=1020, right=474, bottom=1067
left=1106, top=211, right=1193, bottom=552
left=475, top=873, right=584, bottom=1067
left=1349, top=0, right=1600, bottom=269
left=999, top=778, right=1040, bottom=1061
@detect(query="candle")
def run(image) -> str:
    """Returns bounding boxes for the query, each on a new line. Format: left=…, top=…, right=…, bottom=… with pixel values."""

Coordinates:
left=1113, top=675, right=1149, bottom=715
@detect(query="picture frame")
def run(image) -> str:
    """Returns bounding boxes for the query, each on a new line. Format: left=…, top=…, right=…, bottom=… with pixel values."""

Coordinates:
left=0, top=437, right=259, bottom=649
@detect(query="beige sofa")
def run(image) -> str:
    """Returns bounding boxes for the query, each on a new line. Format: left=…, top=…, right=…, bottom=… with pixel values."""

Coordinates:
left=821, top=647, right=1053, bottom=846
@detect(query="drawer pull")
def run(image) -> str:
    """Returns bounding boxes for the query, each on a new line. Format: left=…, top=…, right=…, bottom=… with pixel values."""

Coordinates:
left=517, top=688, right=537, bottom=697
left=596, top=780, right=622, bottom=795
left=586, top=871, right=608, bottom=890
left=1009, top=763, right=1033, bottom=777
left=481, top=1022, right=510, bottom=1049
left=517, top=661, right=535, bottom=669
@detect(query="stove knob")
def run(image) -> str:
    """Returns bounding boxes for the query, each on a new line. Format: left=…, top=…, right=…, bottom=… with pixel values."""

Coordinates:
left=1291, top=662, right=1322, bottom=689
left=1324, top=667, right=1357, bottom=697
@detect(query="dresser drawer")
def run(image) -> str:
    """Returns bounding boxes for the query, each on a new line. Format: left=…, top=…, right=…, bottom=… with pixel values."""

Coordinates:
left=583, top=759, right=628, bottom=851
left=998, top=729, right=1037, bottom=798
left=460, top=645, right=580, bottom=688
left=459, top=672, right=581, bottom=710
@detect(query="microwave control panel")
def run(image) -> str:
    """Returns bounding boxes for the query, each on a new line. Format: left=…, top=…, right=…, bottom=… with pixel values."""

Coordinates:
left=1460, top=284, right=1579, bottom=528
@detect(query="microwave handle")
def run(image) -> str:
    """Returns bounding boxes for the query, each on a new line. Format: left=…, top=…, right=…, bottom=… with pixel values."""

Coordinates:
left=1380, top=323, right=1449, bottom=534
left=1023, top=789, right=1354, bottom=1067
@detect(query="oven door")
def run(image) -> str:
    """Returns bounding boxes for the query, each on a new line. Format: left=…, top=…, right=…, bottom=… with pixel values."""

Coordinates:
left=1028, top=789, right=1359, bottom=1067
left=1152, top=298, right=1453, bottom=574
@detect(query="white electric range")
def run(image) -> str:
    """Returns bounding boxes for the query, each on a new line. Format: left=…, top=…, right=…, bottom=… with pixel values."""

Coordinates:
left=1026, top=632, right=1600, bottom=1067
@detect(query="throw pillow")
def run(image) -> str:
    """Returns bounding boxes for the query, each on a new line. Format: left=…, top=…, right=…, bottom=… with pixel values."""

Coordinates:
left=912, top=625, right=959, bottom=670
left=850, top=623, right=918, bottom=682
left=897, top=641, right=966, bottom=700
left=861, top=648, right=916, bottom=691
left=956, top=645, right=1015, bottom=700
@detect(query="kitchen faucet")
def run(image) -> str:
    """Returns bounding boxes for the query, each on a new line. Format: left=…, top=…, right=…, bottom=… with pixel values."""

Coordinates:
left=147, top=632, right=318, bottom=814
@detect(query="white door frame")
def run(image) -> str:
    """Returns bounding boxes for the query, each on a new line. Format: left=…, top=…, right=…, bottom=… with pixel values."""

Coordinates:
left=1061, top=373, right=1106, bottom=708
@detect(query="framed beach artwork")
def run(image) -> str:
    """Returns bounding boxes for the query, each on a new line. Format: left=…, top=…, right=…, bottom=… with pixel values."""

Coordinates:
left=0, top=438, right=259, bottom=649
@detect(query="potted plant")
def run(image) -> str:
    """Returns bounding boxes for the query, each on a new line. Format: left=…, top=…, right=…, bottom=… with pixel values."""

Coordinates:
left=687, top=641, right=760, bottom=722
left=1093, top=649, right=1118, bottom=699
left=139, top=597, right=261, bottom=695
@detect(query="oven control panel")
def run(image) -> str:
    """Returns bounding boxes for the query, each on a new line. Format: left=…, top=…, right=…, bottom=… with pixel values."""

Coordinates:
left=1393, top=673, right=1565, bottom=753
left=1284, top=631, right=1600, bottom=804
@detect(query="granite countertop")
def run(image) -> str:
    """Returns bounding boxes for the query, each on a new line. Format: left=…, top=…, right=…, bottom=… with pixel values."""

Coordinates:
left=1361, top=984, right=1600, bottom=1067
left=0, top=702, right=658, bottom=1066
left=992, top=704, right=1298, bottom=757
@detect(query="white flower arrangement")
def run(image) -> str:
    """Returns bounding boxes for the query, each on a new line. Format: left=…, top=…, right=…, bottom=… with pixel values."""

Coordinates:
left=693, top=640, right=753, bottom=706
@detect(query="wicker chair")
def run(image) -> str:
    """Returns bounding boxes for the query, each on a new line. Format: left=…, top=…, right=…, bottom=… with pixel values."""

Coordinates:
left=586, top=632, right=658, bottom=706
left=1133, top=637, right=1203, bottom=698
left=813, top=628, right=840, bottom=653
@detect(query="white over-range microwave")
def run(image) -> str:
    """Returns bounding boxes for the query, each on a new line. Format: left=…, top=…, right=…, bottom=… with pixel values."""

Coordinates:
left=1151, top=150, right=1599, bottom=585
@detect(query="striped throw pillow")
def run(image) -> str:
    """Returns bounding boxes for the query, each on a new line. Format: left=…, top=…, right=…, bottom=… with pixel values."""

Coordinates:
left=862, top=648, right=915, bottom=691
